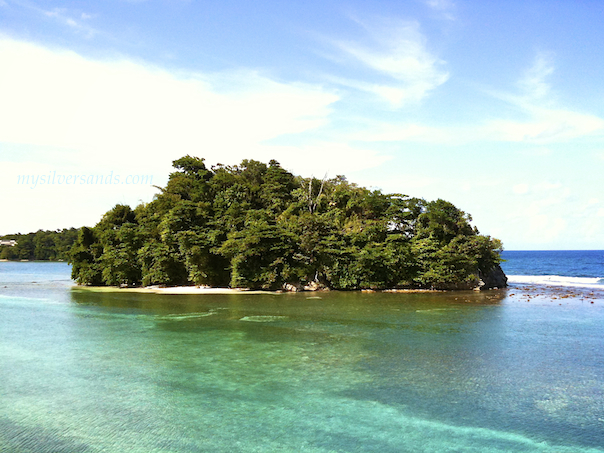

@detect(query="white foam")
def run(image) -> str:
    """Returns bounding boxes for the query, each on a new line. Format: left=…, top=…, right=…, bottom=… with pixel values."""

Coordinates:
left=239, top=315, right=289, bottom=322
left=507, top=275, right=604, bottom=289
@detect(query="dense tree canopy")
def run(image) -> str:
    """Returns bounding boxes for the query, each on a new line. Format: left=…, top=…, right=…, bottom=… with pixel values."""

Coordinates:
left=69, top=156, right=505, bottom=290
left=0, top=229, right=78, bottom=261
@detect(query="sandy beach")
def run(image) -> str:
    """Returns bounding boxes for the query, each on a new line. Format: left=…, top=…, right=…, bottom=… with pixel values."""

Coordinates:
left=72, top=285, right=277, bottom=295
left=71, top=285, right=458, bottom=295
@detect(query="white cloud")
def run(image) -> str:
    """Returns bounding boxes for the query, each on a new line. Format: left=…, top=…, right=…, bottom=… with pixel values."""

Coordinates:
left=519, top=52, right=555, bottom=100
left=348, top=107, right=604, bottom=146
left=330, top=18, right=449, bottom=106
left=16, top=2, right=98, bottom=37
left=0, top=38, right=340, bottom=170
left=481, top=53, right=604, bottom=143
left=484, top=107, right=604, bottom=143
left=423, top=0, right=456, bottom=20
left=348, top=48, right=604, bottom=146
left=527, top=215, right=567, bottom=244
left=0, top=38, right=398, bottom=233
left=1, top=38, right=398, bottom=232
left=352, top=81, right=604, bottom=146
left=534, top=181, right=563, bottom=192
left=522, top=147, right=552, bottom=157
left=260, top=143, right=392, bottom=177
left=507, top=181, right=604, bottom=248
left=573, top=198, right=604, bottom=244
left=353, top=123, right=479, bottom=147
left=425, top=0, right=454, bottom=10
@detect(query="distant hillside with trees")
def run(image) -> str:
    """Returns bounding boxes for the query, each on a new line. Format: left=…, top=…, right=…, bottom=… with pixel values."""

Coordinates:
left=0, top=229, right=78, bottom=261
left=69, top=156, right=506, bottom=291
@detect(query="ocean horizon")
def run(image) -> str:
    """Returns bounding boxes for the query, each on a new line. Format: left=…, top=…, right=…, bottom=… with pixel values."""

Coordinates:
left=501, top=250, right=604, bottom=289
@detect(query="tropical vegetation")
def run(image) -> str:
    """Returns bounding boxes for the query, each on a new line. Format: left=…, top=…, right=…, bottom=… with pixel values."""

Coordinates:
left=0, top=229, right=78, bottom=261
left=69, top=156, right=504, bottom=290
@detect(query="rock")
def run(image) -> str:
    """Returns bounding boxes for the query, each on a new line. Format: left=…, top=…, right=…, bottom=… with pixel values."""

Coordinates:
left=477, top=264, right=508, bottom=290
left=303, top=281, right=329, bottom=291
left=282, top=283, right=302, bottom=292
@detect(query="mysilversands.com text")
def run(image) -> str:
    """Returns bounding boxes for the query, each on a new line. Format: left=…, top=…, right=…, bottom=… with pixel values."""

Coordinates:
left=17, top=171, right=153, bottom=189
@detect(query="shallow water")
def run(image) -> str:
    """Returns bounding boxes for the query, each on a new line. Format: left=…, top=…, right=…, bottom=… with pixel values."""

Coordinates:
left=1, top=262, right=604, bottom=452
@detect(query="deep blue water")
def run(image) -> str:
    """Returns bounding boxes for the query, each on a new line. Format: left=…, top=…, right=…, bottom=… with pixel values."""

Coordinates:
left=501, top=250, right=604, bottom=288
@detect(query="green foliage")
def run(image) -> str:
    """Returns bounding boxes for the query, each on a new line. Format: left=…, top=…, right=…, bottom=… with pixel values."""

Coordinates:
left=68, top=156, right=505, bottom=290
left=177, top=229, right=229, bottom=286
left=0, top=228, right=78, bottom=261
left=99, top=223, right=142, bottom=286
left=139, top=240, right=187, bottom=287
left=69, top=227, right=103, bottom=285
left=412, top=236, right=479, bottom=289
left=218, top=217, right=298, bottom=289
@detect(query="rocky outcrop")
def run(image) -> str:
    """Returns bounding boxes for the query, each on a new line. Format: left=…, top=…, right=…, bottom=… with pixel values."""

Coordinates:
left=282, top=283, right=302, bottom=292
left=281, top=265, right=508, bottom=292
left=475, top=264, right=508, bottom=290
left=282, top=281, right=330, bottom=292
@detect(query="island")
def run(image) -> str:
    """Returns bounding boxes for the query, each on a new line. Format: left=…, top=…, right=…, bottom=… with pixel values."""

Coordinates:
left=0, top=229, right=78, bottom=261
left=70, top=156, right=507, bottom=291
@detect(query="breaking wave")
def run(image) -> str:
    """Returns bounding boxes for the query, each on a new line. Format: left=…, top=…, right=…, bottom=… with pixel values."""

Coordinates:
left=507, top=275, right=604, bottom=289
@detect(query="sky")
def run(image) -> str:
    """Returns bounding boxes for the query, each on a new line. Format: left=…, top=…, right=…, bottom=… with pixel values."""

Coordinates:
left=1, top=0, right=603, bottom=250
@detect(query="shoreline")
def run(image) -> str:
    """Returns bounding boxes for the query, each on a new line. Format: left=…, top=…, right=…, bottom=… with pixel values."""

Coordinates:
left=71, top=285, right=459, bottom=295
left=71, top=285, right=277, bottom=295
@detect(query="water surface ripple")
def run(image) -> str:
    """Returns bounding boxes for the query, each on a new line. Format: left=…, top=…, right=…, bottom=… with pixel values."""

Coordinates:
left=1, top=262, right=603, bottom=452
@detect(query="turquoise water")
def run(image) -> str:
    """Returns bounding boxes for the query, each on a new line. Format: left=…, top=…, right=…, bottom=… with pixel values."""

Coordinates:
left=1, top=262, right=604, bottom=452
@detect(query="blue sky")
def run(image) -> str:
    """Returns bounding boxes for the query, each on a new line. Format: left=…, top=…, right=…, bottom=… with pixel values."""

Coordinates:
left=1, top=0, right=603, bottom=250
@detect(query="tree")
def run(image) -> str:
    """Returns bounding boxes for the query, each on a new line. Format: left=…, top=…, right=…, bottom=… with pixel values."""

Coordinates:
left=260, top=160, right=296, bottom=213
left=70, top=227, right=103, bottom=285
left=138, top=240, right=188, bottom=287
left=69, top=156, right=506, bottom=290
left=218, top=217, right=298, bottom=289
left=99, top=223, right=142, bottom=286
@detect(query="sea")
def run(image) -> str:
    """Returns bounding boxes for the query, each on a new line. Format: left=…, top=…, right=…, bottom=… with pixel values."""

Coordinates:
left=1, top=252, right=603, bottom=453
left=502, top=250, right=604, bottom=289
